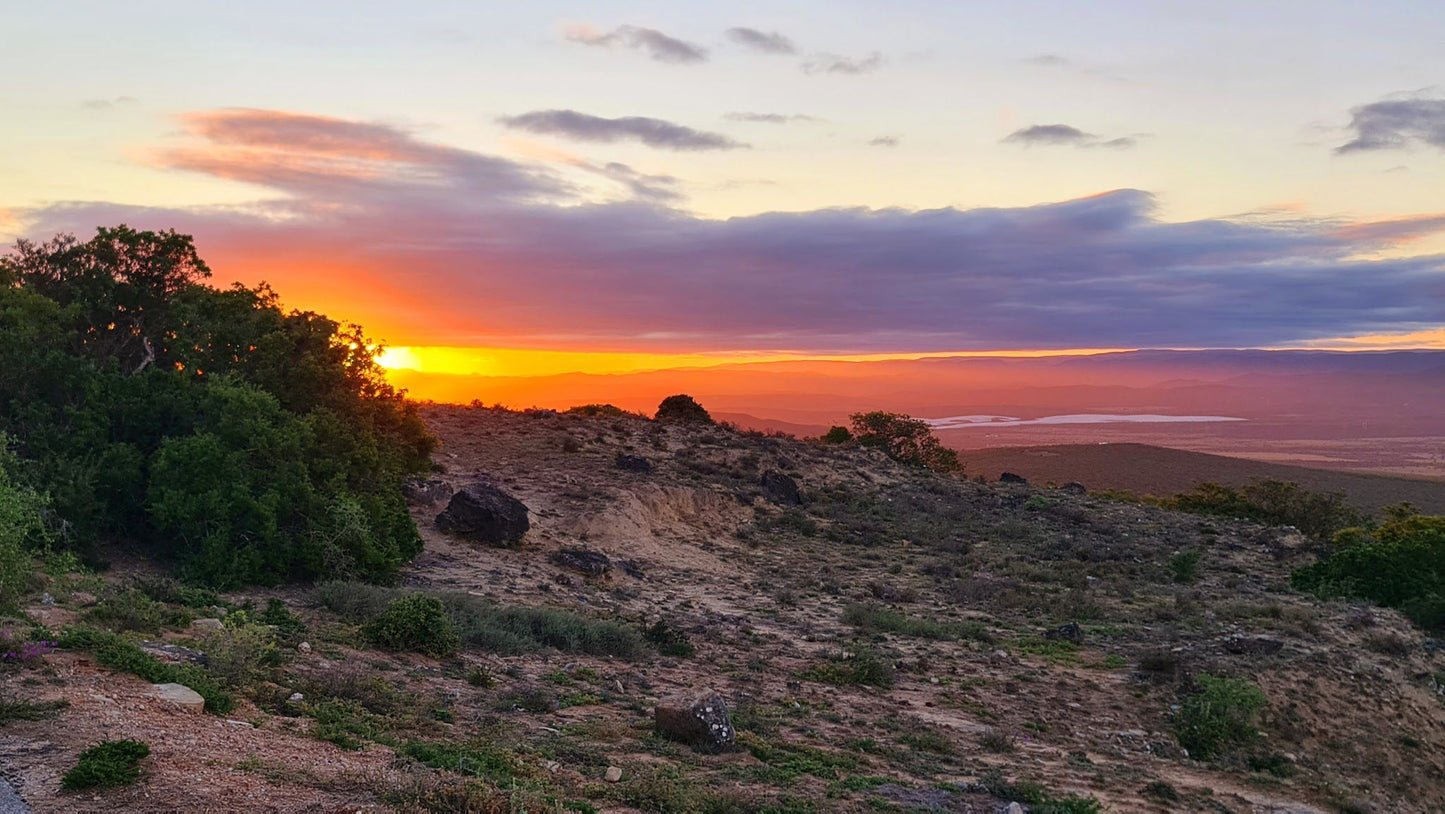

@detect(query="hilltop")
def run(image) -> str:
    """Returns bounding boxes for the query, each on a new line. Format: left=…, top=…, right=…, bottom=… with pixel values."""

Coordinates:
left=4, top=404, right=1444, bottom=812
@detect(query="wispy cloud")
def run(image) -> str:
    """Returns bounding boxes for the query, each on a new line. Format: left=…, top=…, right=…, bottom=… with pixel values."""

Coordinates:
left=82, top=96, right=139, bottom=110
left=802, top=52, right=884, bottom=75
left=499, top=110, right=747, bottom=151
left=724, top=112, right=821, bottom=124
left=17, top=109, right=1445, bottom=353
left=1336, top=95, right=1445, bottom=154
left=563, top=23, right=707, bottom=64
left=867, top=136, right=900, bottom=147
left=726, top=27, right=797, bottom=55
left=1004, top=124, right=1135, bottom=149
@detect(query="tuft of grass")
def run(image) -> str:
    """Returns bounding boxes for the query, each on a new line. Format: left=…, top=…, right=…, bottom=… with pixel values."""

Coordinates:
left=801, top=645, right=895, bottom=689
left=61, top=739, right=150, bottom=791
left=979, top=772, right=1102, bottom=814
left=644, top=619, right=695, bottom=657
left=1169, top=550, right=1203, bottom=584
left=0, top=697, right=68, bottom=723
left=402, top=739, right=527, bottom=784
left=363, top=594, right=461, bottom=659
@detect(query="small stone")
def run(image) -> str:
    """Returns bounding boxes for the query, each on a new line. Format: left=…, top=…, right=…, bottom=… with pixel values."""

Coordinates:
left=605, top=766, right=623, bottom=783
left=297, top=641, right=312, bottom=654
left=1006, top=804, right=1025, bottom=814
left=151, top=683, right=205, bottom=714
left=288, top=692, right=305, bottom=703
left=192, top=618, right=224, bottom=631
left=541, top=760, right=561, bottom=773
left=41, top=592, right=55, bottom=606
left=70, top=591, right=99, bottom=607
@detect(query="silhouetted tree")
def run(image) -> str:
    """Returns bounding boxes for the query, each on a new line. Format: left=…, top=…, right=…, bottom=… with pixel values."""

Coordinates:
left=849, top=411, right=960, bottom=473
left=656, top=394, right=712, bottom=423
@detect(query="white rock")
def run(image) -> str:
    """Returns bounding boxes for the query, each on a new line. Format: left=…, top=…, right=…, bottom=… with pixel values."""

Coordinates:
left=297, top=641, right=312, bottom=654
left=1006, top=803, right=1025, bottom=814
left=192, top=618, right=224, bottom=631
left=151, top=682, right=205, bottom=713
left=605, top=766, right=623, bottom=783
left=288, top=692, right=305, bottom=702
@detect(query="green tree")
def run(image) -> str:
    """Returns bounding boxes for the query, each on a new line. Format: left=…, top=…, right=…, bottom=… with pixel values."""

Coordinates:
left=1292, top=508, right=1445, bottom=630
left=849, top=411, right=960, bottom=473
left=0, top=227, right=434, bottom=585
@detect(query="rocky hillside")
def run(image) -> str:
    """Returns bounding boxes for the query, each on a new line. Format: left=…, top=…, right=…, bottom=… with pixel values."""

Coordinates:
left=3, top=404, right=1444, bottom=813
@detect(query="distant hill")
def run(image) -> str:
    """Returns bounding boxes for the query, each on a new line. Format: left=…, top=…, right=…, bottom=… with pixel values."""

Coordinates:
left=958, top=442, right=1445, bottom=515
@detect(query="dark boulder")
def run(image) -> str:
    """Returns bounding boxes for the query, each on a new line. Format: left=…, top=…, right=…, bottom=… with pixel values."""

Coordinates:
left=551, top=548, right=612, bottom=577
left=655, top=690, right=736, bottom=752
left=403, top=478, right=453, bottom=506
left=435, top=482, right=530, bottom=546
left=1060, top=482, right=1087, bottom=496
left=616, top=454, right=652, bottom=473
left=760, top=470, right=802, bottom=505
left=999, top=472, right=1029, bottom=485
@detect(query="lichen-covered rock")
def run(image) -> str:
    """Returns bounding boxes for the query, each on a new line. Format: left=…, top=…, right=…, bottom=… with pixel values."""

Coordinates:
left=760, top=470, right=802, bottom=505
left=654, top=690, right=735, bottom=752
left=435, top=482, right=530, bottom=546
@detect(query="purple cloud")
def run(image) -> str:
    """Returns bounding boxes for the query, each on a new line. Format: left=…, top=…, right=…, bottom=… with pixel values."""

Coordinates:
left=1337, top=96, right=1445, bottom=154
left=564, top=24, right=707, bottom=64
left=500, top=109, right=746, bottom=151
left=15, top=109, right=1445, bottom=352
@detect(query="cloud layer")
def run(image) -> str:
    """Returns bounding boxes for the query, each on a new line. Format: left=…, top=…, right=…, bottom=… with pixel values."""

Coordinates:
left=1337, top=96, right=1445, bottom=154
left=18, top=109, right=1445, bottom=353
left=1004, top=124, right=1135, bottom=149
left=802, top=52, right=884, bottom=75
left=500, top=110, right=746, bottom=151
left=564, top=24, right=707, bottom=64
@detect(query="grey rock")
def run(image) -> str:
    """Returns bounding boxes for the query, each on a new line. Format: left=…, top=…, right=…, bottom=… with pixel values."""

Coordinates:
left=551, top=548, right=612, bottom=577
left=191, top=618, right=224, bottom=631
left=999, top=472, right=1028, bottom=485
left=604, top=766, right=623, bottom=782
left=1046, top=622, right=1084, bottom=643
left=141, top=641, right=209, bottom=665
left=404, top=478, right=454, bottom=506
left=1060, top=482, right=1087, bottom=496
left=436, top=482, right=530, bottom=546
left=151, top=682, right=205, bottom=713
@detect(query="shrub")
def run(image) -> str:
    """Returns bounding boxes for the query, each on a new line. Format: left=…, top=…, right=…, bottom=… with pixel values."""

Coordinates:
left=849, top=411, right=960, bottom=473
left=1174, top=674, right=1268, bottom=759
left=0, top=437, right=43, bottom=610
left=1169, top=550, right=1203, bottom=584
left=564, top=403, right=636, bottom=418
left=61, top=739, right=150, bottom=790
left=363, top=594, right=460, bottom=659
left=842, top=604, right=969, bottom=640
left=202, top=612, right=281, bottom=688
left=1292, top=509, right=1445, bottom=630
left=820, top=426, right=853, bottom=444
left=655, top=394, right=713, bottom=423
left=644, top=619, right=695, bottom=657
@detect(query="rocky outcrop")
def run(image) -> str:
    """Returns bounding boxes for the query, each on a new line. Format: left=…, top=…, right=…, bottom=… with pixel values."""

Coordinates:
left=551, top=548, right=612, bottom=577
left=435, top=482, right=530, bottom=546
left=999, top=472, right=1028, bottom=485
left=760, top=470, right=802, bottom=505
left=654, top=690, right=735, bottom=752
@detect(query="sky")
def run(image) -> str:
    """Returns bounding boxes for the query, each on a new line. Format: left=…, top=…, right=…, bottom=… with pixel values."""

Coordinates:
left=3, top=1, right=1444, bottom=383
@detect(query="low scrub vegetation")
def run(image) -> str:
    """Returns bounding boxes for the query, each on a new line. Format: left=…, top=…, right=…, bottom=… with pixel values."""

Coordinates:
left=61, top=739, right=150, bottom=791
left=317, top=581, right=645, bottom=658
left=362, top=594, right=461, bottom=658
left=57, top=625, right=235, bottom=713
left=1161, top=479, right=1364, bottom=539
left=1292, top=508, right=1445, bottom=630
left=848, top=411, right=961, bottom=473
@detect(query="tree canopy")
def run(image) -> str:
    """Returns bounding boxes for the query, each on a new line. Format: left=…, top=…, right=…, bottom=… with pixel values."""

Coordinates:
left=0, top=226, right=435, bottom=586
left=849, top=411, right=960, bottom=473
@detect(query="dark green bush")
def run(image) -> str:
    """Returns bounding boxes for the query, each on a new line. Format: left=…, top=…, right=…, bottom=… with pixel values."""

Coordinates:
left=655, top=394, right=713, bottom=423
left=362, top=594, right=461, bottom=659
left=849, top=411, right=960, bottom=473
left=1174, top=674, right=1268, bottom=760
left=0, top=437, right=44, bottom=610
left=1292, top=510, right=1445, bottom=631
left=61, top=739, right=150, bottom=790
left=801, top=646, right=895, bottom=689
left=0, top=227, right=435, bottom=586
left=819, top=425, right=853, bottom=444
left=1169, top=550, right=1203, bottom=584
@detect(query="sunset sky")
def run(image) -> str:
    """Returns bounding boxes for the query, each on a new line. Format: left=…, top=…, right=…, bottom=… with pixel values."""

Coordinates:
left=4, top=1, right=1445, bottom=384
